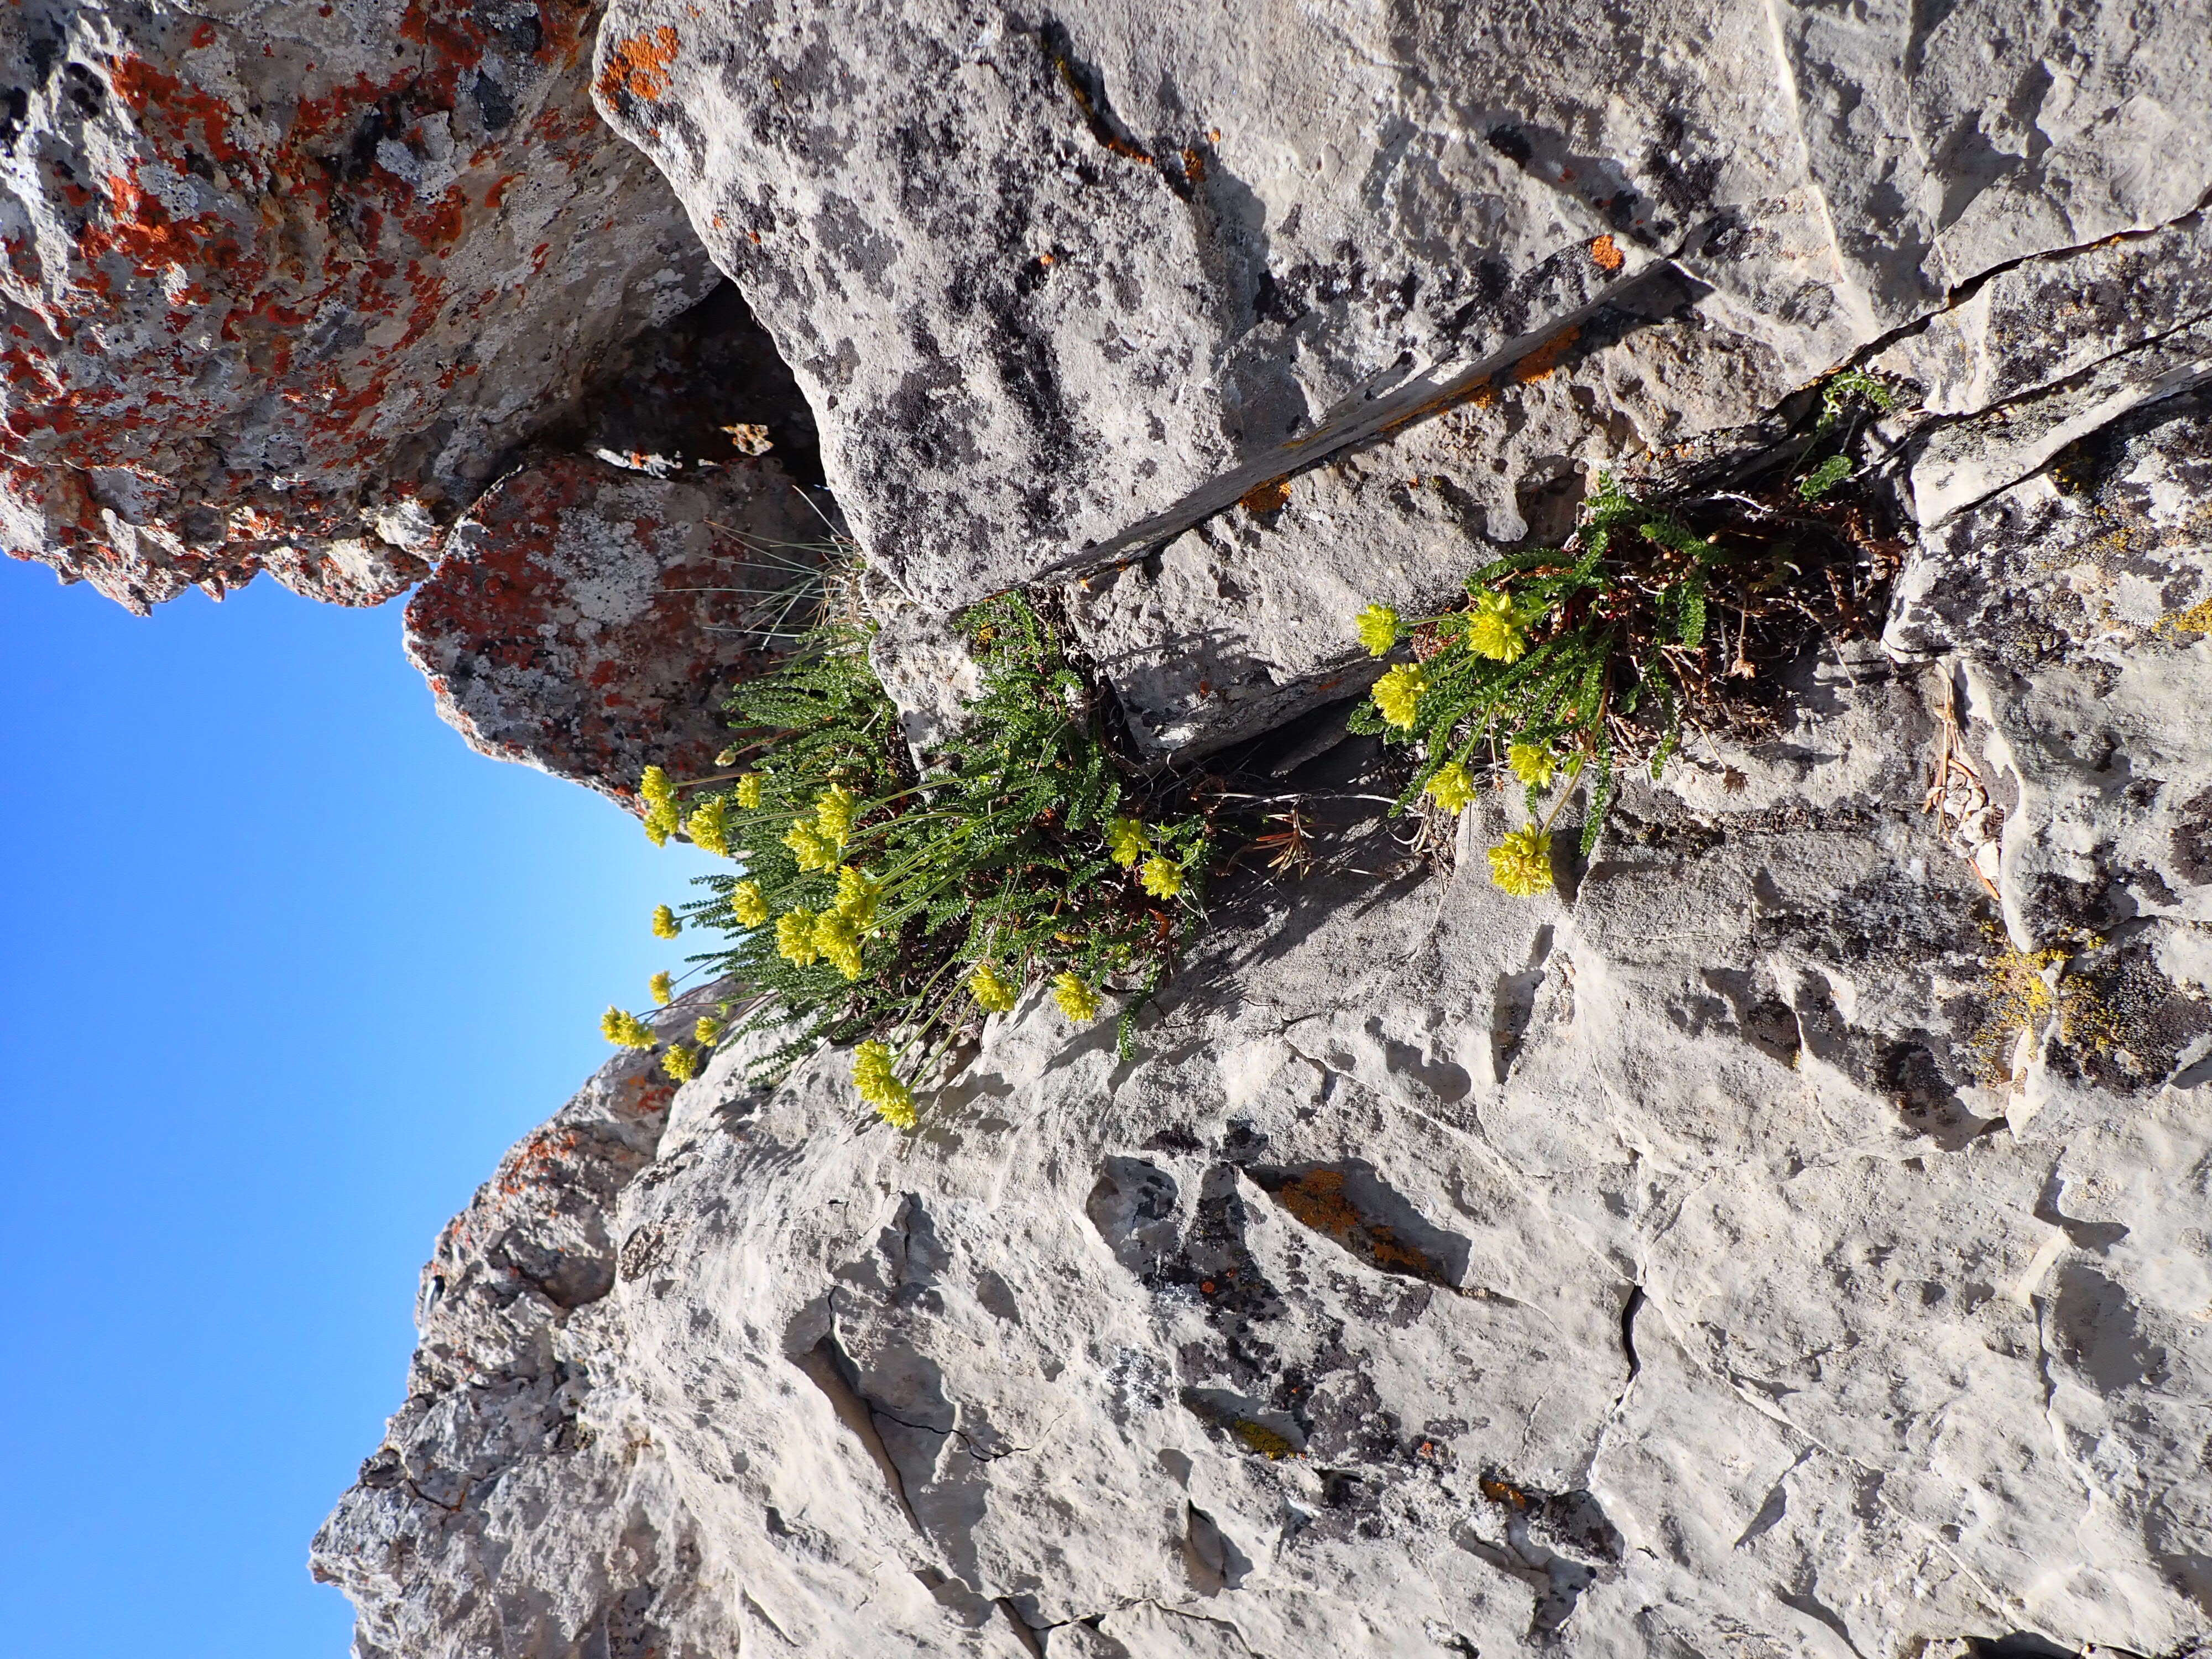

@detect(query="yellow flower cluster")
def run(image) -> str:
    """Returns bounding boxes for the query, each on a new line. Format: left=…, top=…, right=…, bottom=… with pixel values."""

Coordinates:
left=651, top=904, right=680, bottom=940
left=834, top=865, right=883, bottom=928
left=813, top=910, right=865, bottom=980
left=1423, top=762, right=1474, bottom=813
left=662, top=1043, right=701, bottom=1082
left=815, top=784, right=858, bottom=848
left=968, top=961, right=1020, bottom=1014
left=1140, top=854, right=1185, bottom=899
left=853, top=1039, right=917, bottom=1129
left=694, top=1016, right=723, bottom=1045
left=776, top=909, right=820, bottom=967
left=1052, top=972, right=1100, bottom=1022
left=784, top=820, right=835, bottom=872
left=687, top=796, right=730, bottom=857
left=735, top=773, right=764, bottom=809
left=640, top=765, right=681, bottom=847
left=1106, top=816, right=1146, bottom=868
left=1356, top=603, right=1400, bottom=657
left=1468, top=591, right=1527, bottom=663
left=649, top=971, right=674, bottom=1006
left=599, top=1007, right=657, bottom=1050
left=1371, top=663, right=1427, bottom=729
left=1486, top=826, right=1554, bottom=896
left=1507, top=743, right=1556, bottom=787
left=731, top=879, right=769, bottom=927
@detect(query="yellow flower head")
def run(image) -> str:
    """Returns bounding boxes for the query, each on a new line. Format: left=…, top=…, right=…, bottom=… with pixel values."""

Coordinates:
left=643, top=800, right=679, bottom=847
left=815, top=783, right=859, bottom=850
left=694, top=1016, right=724, bottom=1045
left=735, top=773, right=763, bottom=810
left=853, top=1039, right=917, bottom=1129
left=1355, top=603, right=1401, bottom=657
left=599, top=1006, right=657, bottom=1050
left=1468, top=591, right=1528, bottom=664
left=686, top=796, right=730, bottom=857
left=731, top=879, right=769, bottom=928
left=776, top=908, right=821, bottom=967
left=1486, top=826, right=1554, bottom=897
left=1507, top=743, right=1556, bottom=787
left=812, top=910, right=866, bottom=981
left=662, top=1042, right=700, bottom=1082
left=639, top=765, right=675, bottom=806
left=651, top=904, right=680, bottom=940
left=1424, top=762, right=1475, bottom=814
left=648, top=970, right=674, bottom=1006
left=968, top=961, right=1020, bottom=1014
left=783, top=820, right=834, bottom=872
left=1105, top=816, right=1146, bottom=868
left=1371, top=663, right=1427, bottom=730
left=833, top=865, right=884, bottom=928
left=1140, top=853, right=1185, bottom=899
left=1052, top=972, right=1100, bottom=1023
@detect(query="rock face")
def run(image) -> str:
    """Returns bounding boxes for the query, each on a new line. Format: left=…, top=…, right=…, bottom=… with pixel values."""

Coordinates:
left=404, top=451, right=822, bottom=805
left=316, top=606, right=2212, bottom=1654
left=593, top=0, right=2212, bottom=748
left=0, top=0, right=716, bottom=611
left=309, top=993, right=737, bottom=1658
left=26, top=0, right=2182, bottom=1648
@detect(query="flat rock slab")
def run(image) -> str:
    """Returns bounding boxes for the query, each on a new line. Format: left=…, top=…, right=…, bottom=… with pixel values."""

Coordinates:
left=1, top=0, right=716, bottom=611
left=405, top=453, right=821, bottom=804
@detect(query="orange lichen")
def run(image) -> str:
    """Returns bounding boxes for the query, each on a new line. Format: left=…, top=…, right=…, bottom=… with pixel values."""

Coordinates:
left=1268, top=1167, right=1442, bottom=1279
left=1589, top=233, right=1624, bottom=271
left=1512, top=325, right=1581, bottom=383
left=598, top=27, right=681, bottom=103
left=1238, top=476, right=1292, bottom=514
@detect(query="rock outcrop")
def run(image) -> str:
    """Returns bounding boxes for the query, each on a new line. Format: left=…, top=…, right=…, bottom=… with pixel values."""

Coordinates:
left=6, top=0, right=2205, bottom=1652
left=1, top=0, right=716, bottom=610
left=404, top=450, right=821, bottom=805
left=314, top=611, right=2212, bottom=1653
left=592, top=0, right=2212, bottom=752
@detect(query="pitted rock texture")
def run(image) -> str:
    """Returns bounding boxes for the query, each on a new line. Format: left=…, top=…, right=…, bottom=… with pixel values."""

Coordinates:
left=321, top=609, right=2212, bottom=1653
left=308, top=992, right=742, bottom=1659
left=0, top=0, right=716, bottom=612
left=405, top=452, right=822, bottom=804
left=593, top=0, right=2212, bottom=621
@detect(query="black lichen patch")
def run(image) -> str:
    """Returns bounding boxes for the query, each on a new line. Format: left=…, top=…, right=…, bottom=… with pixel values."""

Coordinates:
left=2042, top=936, right=2212, bottom=1094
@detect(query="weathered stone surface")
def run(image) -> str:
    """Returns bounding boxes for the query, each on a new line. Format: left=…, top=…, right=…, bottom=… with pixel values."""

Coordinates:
left=1888, top=385, right=2212, bottom=951
left=1065, top=279, right=1796, bottom=759
left=309, top=992, right=746, bottom=1659
left=321, top=617, right=2212, bottom=1653
left=594, top=0, right=2212, bottom=619
left=405, top=452, right=821, bottom=804
left=1, top=0, right=716, bottom=612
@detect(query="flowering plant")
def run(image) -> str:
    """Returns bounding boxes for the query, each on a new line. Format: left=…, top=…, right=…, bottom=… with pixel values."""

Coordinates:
left=1351, top=426, right=1900, bottom=894
left=609, top=592, right=1211, bottom=1126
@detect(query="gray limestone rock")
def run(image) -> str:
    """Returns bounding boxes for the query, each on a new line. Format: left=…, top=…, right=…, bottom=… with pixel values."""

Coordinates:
left=591, top=0, right=2212, bottom=611
left=297, top=2, right=2212, bottom=1652
left=319, top=613, right=2212, bottom=1653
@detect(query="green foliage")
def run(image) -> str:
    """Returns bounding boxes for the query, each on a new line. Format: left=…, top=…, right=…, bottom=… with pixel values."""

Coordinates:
left=629, top=593, right=1211, bottom=1118
left=1348, top=475, right=1724, bottom=860
left=1796, top=367, right=1899, bottom=499
left=1815, top=369, right=1897, bottom=432
left=1352, top=438, right=1901, bottom=886
left=1797, top=453, right=1855, bottom=500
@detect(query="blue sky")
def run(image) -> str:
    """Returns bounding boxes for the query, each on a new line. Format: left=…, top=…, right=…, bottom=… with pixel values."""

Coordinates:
left=0, top=565, right=717, bottom=1657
